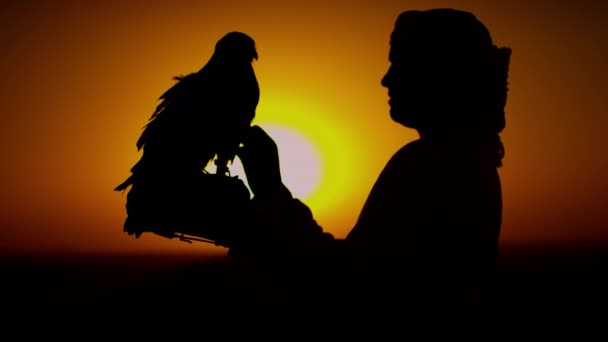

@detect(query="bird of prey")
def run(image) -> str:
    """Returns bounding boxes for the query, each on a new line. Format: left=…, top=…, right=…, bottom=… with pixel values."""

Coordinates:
left=114, top=32, right=258, bottom=245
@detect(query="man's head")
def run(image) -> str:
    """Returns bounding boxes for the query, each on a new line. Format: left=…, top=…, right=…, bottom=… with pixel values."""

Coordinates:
left=382, top=9, right=510, bottom=136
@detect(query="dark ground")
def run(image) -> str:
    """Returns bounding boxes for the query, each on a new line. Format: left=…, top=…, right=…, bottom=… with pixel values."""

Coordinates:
left=0, top=243, right=606, bottom=339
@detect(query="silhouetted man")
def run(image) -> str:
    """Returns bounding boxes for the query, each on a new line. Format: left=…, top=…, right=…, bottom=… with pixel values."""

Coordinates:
left=235, top=8, right=512, bottom=339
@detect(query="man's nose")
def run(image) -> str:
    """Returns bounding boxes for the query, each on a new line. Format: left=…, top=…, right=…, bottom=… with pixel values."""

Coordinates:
left=381, top=68, right=392, bottom=88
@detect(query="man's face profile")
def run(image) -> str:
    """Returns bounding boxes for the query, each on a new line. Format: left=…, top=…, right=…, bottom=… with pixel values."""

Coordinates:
left=381, top=39, right=428, bottom=130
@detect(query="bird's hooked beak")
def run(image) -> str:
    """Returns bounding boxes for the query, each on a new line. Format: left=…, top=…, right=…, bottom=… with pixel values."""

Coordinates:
left=253, top=49, right=258, bottom=61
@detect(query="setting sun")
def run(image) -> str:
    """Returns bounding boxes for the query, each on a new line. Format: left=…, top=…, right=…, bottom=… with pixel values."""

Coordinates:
left=263, top=123, right=323, bottom=200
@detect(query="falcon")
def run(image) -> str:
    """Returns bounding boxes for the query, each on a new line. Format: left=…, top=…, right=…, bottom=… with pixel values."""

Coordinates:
left=114, top=32, right=258, bottom=245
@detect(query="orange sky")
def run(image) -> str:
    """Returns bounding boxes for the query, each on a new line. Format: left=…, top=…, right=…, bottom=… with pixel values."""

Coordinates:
left=0, top=0, right=606, bottom=255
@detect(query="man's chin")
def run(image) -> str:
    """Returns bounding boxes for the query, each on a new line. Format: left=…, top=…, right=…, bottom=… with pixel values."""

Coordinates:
left=389, top=108, right=417, bottom=129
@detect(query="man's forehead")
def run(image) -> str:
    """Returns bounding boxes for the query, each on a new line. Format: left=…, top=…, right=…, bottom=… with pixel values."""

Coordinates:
left=388, top=38, right=441, bottom=63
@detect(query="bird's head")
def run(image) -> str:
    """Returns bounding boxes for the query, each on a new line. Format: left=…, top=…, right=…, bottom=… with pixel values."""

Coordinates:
left=214, top=31, right=258, bottom=63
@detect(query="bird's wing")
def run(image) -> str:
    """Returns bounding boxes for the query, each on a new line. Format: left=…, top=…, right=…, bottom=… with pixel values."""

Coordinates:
left=136, top=73, right=202, bottom=151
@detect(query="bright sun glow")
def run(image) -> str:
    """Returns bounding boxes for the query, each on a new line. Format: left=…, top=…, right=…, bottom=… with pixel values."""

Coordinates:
left=228, top=123, right=323, bottom=201
left=205, top=93, right=365, bottom=239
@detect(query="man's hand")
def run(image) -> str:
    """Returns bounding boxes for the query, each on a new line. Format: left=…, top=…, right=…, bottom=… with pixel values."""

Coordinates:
left=237, top=125, right=290, bottom=199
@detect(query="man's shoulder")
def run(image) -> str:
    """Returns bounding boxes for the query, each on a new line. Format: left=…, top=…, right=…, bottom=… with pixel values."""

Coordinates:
left=375, top=139, right=427, bottom=179
left=389, top=139, right=427, bottom=163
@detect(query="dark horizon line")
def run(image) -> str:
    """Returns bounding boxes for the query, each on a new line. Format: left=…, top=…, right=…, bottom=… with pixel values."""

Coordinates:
left=1, top=239, right=607, bottom=261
